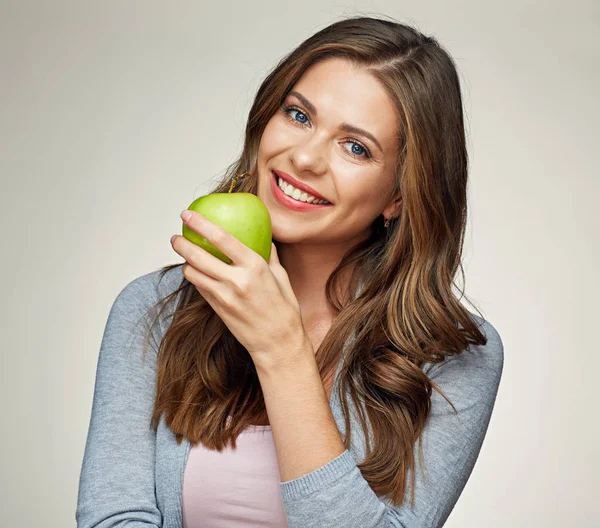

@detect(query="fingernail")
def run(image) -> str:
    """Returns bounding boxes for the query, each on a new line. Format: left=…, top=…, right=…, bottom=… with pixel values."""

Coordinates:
left=181, top=210, right=192, bottom=222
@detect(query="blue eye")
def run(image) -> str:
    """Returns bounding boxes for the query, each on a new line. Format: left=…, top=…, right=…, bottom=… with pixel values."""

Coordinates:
left=288, top=107, right=308, bottom=124
left=350, top=143, right=366, bottom=157
left=280, top=103, right=372, bottom=160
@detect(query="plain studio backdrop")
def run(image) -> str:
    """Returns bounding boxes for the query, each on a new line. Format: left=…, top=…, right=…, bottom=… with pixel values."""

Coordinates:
left=1, top=1, right=598, bottom=527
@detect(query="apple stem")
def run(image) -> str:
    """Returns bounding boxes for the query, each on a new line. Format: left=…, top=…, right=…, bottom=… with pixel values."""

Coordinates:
left=229, top=172, right=251, bottom=193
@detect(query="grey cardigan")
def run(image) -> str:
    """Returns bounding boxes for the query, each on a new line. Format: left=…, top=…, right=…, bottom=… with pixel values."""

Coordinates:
left=76, top=265, right=504, bottom=527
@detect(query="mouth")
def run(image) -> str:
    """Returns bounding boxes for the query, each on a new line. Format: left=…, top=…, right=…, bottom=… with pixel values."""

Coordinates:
left=270, top=170, right=333, bottom=212
left=272, top=170, right=332, bottom=203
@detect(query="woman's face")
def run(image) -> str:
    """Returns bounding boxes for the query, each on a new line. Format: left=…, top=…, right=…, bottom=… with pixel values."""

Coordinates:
left=256, top=57, right=401, bottom=245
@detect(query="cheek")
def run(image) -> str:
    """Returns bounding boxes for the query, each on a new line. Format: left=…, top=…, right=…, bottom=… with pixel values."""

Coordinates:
left=337, top=173, right=389, bottom=211
left=260, top=118, right=297, bottom=155
left=259, top=125, right=277, bottom=154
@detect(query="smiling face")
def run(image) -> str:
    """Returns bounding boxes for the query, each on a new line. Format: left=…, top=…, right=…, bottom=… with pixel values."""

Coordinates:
left=256, top=57, right=402, bottom=246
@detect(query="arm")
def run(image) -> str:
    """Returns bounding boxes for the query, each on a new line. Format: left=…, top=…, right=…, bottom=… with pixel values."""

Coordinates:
left=76, top=276, right=163, bottom=528
left=255, top=335, right=347, bottom=483
left=262, top=318, right=504, bottom=528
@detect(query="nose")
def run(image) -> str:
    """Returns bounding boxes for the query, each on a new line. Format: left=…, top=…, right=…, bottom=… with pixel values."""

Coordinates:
left=288, top=131, right=328, bottom=176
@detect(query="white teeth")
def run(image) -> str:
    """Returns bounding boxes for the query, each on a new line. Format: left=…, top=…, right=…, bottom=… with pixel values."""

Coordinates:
left=277, top=176, right=330, bottom=204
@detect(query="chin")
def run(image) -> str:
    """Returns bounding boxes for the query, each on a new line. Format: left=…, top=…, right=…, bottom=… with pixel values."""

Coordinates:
left=270, top=223, right=307, bottom=245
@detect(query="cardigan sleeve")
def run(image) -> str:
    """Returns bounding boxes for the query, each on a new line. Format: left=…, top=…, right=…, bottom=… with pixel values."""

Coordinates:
left=279, top=318, right=504, bottom=528
left=76, top=276, right=163, bottom=527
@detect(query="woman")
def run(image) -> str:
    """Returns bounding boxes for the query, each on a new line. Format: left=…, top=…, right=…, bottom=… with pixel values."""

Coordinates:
left=76, top=15, right=504, bottom=528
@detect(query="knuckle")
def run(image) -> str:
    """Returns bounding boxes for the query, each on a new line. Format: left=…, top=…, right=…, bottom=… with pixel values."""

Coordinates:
left=221, top=292, right=236, bottom=309
left=188, top=253, right=202, bottom=269
left=210, top=229, right=226, bottom=244
left=234, top=275, right=251, bottom=296
left=249, top=259, right=265, bottom=276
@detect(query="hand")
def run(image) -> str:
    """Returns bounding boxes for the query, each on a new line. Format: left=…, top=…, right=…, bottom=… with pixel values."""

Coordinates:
left=170, top=210, right=309, bottom=370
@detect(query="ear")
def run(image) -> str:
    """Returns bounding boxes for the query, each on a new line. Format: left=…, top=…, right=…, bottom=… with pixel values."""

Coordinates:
left=381, top=192, right=402, bottom=219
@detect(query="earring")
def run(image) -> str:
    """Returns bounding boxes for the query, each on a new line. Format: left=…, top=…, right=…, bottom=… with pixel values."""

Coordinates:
left=384, top=217, right=390, bottom=228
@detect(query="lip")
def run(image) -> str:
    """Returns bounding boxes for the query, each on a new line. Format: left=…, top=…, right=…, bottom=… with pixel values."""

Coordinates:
left=272, top=170, right=331, bottom=203
left=270, top=171, right=333, bottom=212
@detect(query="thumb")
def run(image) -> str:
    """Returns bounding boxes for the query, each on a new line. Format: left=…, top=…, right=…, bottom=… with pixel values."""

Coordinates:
left=268, top=242, right=298, bottom=306
left=268, top=241, right=281, bottom=268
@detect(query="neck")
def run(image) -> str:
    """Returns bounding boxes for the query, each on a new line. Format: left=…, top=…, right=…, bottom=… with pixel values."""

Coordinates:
left=276, top=238, right=362, bottom=320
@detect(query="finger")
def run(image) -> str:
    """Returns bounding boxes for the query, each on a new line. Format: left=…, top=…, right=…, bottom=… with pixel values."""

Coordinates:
left=181, top=262, right=220, bottom=297
left=172, top=234, right=230, bottom=282
left=181, top=210, right=256, bottom=267
left=267, top=244, right=299, bottom=307
left=267, top=242, right=286, bottom=284
left=268, top=242, right=281, bottom=268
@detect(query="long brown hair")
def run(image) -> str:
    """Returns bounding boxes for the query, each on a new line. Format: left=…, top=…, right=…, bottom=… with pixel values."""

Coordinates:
left=138, top=15, right=488, bottom=507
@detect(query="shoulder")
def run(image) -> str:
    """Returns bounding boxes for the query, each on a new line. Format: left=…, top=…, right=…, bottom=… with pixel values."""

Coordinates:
left=422, top=312, right=504, bottom=414
left=457, top=312, right=504, bottom=377
left=424, top=312, right=504, bottom=375
left=116, top=265, right=185, bottom=306
left=470, top=313, right=504, bottom=379
left=471, top=312, right=504, bottom=358
left=108, top=266, right=185, bottom=340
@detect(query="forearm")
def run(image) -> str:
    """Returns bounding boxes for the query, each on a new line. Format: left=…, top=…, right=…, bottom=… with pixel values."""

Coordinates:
left=255, top=336, right=347, bottom=483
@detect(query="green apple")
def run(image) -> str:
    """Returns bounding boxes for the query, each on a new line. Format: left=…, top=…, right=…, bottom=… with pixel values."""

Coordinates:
left=182, top=191, right=272, bottom=265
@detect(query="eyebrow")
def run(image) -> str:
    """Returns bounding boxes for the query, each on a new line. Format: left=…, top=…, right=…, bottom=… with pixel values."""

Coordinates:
left=287, top=90, right=384, bottom=154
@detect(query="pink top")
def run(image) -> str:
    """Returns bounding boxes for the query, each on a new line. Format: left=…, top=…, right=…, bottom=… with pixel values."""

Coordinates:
left=182, top=419, right=289, bottom=528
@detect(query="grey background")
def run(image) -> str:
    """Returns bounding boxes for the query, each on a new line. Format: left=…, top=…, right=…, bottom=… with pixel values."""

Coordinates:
left=1, top=1, right=598, bottom=526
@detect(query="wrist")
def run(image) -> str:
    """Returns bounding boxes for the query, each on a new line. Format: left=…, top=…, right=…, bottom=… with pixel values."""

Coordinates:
left=254, top=333, right=314, bottom=376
